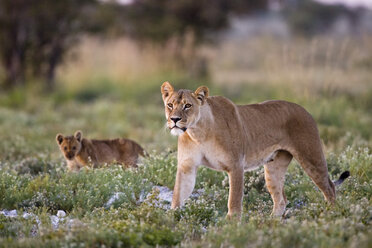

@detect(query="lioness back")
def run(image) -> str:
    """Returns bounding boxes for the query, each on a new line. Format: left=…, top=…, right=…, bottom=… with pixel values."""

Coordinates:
left=238, top=100, right=318, bottom=137
left=205, top=97, right=320, bottom=156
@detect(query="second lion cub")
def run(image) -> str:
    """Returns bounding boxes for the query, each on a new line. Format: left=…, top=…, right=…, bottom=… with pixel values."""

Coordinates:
left=56, top=130, right=145, bottom=171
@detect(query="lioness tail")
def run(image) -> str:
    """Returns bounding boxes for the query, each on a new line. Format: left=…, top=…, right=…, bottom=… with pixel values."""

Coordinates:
left=333, top=171, right=350, bottom=186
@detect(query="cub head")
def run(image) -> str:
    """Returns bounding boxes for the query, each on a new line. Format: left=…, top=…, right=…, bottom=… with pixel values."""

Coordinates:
left=56, top=130, right=83, bottom=160
left=161, top=81, right=209, bottom=136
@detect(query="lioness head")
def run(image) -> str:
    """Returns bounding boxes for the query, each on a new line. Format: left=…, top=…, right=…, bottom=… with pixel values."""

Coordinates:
left=161, top=82, right=209, bottom=136
left=56, top=131, right=83, bottom=160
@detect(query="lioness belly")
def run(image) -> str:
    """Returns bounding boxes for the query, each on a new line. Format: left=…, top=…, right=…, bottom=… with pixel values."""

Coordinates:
left=199, top=141, right=281, bottom=172
left=243, top=150, right=279, bottom=171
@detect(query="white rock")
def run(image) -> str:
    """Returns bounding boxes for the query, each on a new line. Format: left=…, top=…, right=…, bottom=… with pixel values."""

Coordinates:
left=153, top=186, right=173, bottom=203
left=137, top=190, right=146, bottom=204
left=149, top=186, right=203, bottom=203
left=0, top=210, right=18, bottom=218
left=21, top=212, right=41, bottom=226
left=191, top=189, right=204, bottom=198
left=144, top=186, right=204, bottom=209
left=57, top=210, right=66, bottom=218
left=104, top=192, right=125, bottom=208
left=9, top=210, right=18, bottom=217
left=50, top=215, right=59, bottom=230
left=22, top=212, right=34, bottom=219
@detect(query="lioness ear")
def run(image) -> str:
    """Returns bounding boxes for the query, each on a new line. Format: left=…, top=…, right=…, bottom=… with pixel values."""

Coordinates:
left=74, top=130, right=82, bottom=142
left=194, top=86, right=209, bottom=104
left=56, top=134, right=64, bottom=145
left=161, top=81, right=174, bottom=101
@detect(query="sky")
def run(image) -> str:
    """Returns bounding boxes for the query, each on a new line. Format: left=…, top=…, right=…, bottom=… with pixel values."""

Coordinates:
left=112, top=0, right=372, bottom=10
left=316, top=0, right=372, bottom=9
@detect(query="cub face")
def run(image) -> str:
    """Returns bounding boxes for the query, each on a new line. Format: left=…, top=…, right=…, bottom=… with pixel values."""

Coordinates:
left=161, top=82, right=209, bottom=136
left=56, top=131, right=83, bottom=160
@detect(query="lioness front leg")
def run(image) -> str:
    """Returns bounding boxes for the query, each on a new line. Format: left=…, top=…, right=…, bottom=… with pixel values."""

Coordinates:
left=171, top=162, right=197, bottom=209
left=227, top=168, right=244, bottom=219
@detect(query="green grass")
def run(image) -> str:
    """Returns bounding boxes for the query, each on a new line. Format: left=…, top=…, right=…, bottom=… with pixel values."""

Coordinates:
left=0, top=73, right=371, bottom=247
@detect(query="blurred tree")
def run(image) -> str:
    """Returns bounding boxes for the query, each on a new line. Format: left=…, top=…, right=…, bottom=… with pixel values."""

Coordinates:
left=109, top=0, right=269, bottom=77
left=0, top=0, right=97, bottom=90
left=119, top=0, right=269, bottom=43
left=0, top=0, right=269, bottom=90
left=283, top=0, right=358, bottom=36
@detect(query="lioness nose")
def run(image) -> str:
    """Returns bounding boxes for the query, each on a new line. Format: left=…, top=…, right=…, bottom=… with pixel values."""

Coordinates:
left=171, top=117, right=181, bottom=123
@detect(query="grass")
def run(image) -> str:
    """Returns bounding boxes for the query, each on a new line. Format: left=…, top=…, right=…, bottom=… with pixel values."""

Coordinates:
left=0, top=35, right=371, bottom=247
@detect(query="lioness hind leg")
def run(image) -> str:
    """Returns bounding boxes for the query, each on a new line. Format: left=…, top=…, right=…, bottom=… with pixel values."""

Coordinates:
left=264, top=150, right=292, bottom=217
left=293, top=151, right=336, bottom=204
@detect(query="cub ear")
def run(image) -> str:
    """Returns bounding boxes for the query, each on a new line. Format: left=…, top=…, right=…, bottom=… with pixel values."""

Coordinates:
left=161, top=81, right=174, bottom=101
left=56, top=134, right=64, bottom=145
left=194, top=86, right=209, bottom=104
left=74, top=130, right=83, bottom=142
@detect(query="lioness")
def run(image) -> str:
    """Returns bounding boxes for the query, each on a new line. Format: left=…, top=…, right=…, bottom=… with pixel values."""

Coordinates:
left=56, top=130, right=145, bottom=171
left=161, top=82, right=349, bottom=218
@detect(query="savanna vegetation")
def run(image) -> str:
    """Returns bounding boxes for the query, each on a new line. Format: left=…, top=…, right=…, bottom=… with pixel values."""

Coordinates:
left=0, top=33, right=371, bottom=247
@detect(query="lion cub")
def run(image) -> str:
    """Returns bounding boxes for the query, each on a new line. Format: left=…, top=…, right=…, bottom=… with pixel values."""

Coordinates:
left=56, top=130, right=145, bottom=171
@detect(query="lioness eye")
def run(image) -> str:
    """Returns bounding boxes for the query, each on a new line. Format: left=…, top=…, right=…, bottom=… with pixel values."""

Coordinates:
left=184, top=103, right=192, bottom=109
left=167, top=103, right=173, bottom=109
left=72, top=146, right=76, bottom=150
left=64, top=147, right=67, bottom=151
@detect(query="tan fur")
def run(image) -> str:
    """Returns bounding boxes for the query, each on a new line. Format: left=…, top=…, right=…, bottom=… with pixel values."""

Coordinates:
left=161, top=82, right=336, bottom=218
left=56, top=131, right=145, bottom=172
